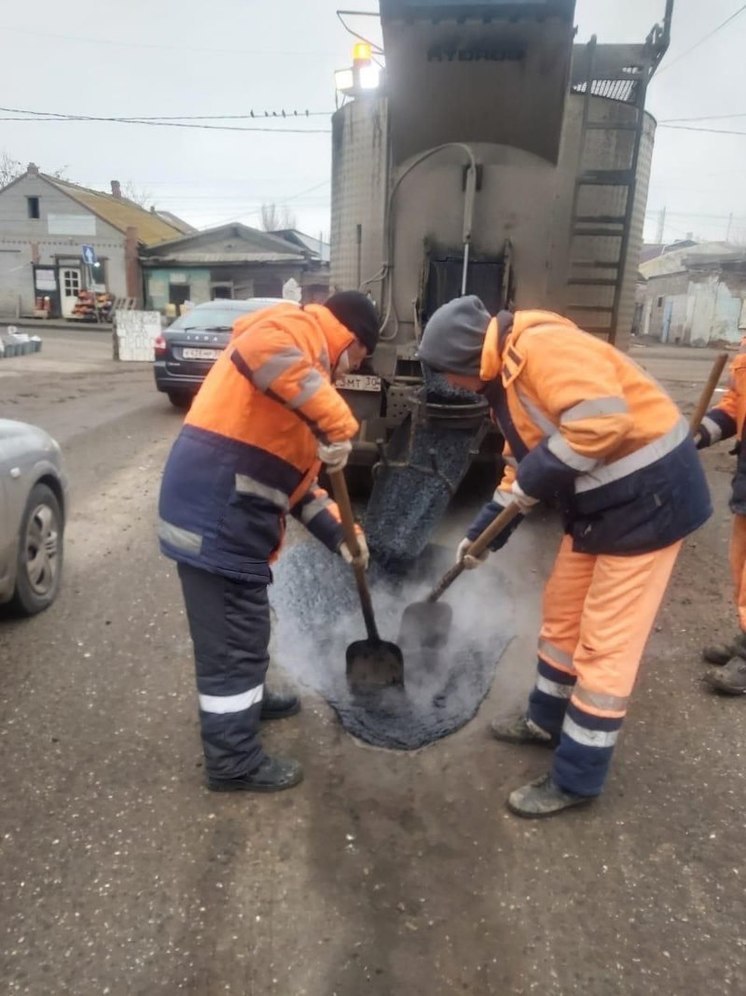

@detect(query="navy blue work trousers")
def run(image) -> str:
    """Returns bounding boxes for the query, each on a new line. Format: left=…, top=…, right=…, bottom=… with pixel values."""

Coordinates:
left=177, top=562, right=270, bottom=780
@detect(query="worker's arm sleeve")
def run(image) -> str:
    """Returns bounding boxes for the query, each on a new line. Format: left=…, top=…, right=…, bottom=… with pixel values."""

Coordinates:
left=231, top=325, right=359, bottom=444
left=290, top=482, right=345, bottom=553
left=698, top=391, right=739, bottom=448
left=466, top=470, right=524, bottom=552
left=516, top=335, right=634, bottom=502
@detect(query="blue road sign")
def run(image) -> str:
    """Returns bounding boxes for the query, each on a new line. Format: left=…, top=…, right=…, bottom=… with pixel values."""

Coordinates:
left=81, top=244, right=97, bottom=266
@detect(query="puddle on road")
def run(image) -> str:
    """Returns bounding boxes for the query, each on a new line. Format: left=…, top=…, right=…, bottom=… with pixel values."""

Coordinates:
left=271, top=544, right=513, bottom=750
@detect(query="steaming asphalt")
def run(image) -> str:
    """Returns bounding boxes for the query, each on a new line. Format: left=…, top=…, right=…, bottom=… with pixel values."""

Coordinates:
left=1, top=331, right=744, bottom=994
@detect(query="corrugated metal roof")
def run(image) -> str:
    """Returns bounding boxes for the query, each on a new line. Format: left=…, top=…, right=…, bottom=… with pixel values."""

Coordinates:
left=141, top=252, right=305, bottom=265
left=44, top=175, right=183, bottom=246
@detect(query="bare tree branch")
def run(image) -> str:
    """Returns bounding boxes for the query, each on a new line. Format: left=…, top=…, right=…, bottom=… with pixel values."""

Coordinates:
left=260, top=201, right=297, bottom=232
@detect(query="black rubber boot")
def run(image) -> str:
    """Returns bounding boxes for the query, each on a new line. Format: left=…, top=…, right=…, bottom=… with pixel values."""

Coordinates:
left=507, top=773, right=593, bottom=819
left=704, top=658, right=746, bottom=695
left=261, top=690, right=301, bottom=721
left=702, top=632, right=746, bottom=666
left=207, top=756, right=304, bottom=793
left=490, top=713, right=556, bottom=747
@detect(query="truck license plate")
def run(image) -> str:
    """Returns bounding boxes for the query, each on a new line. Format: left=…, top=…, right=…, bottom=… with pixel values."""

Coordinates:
left=182, top=347, right=222, bottom=360
left=338, top=374, right=381, bottom=392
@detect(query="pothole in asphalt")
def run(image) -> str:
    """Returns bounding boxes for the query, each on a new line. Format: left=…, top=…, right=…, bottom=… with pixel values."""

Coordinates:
left=271, top=543, right=513, bottom=750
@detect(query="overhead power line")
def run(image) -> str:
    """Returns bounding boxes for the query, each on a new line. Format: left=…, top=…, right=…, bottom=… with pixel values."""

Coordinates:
left=660, top=124, right=746, bottom=136
left=0, top=105, right=330, bottom=134
left=656, top=4, right=746, bottom=76
left=659, top=112, right=746, bottom=123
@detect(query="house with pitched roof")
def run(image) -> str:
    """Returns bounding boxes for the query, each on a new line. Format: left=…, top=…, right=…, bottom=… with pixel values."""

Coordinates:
left=0, top=163, right=185, bottom=318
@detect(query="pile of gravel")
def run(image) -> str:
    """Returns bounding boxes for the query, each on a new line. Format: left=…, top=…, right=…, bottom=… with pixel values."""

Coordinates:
left=365, top=367, right=485, bottom=570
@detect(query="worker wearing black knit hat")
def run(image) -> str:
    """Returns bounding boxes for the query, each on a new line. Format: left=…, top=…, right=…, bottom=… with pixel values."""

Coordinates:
left=324, top=290, right=380, bottom=356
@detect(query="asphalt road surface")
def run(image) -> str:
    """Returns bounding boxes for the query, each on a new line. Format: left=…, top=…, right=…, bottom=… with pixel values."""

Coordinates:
left=1, top=329, right=744, bottom=994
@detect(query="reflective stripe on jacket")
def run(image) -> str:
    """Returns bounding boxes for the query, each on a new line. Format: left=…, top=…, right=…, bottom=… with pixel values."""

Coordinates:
left=478, top=310, right=711, bottom=555
left=700, top=339, right=746, bottom=514
left=158, top=303, right=359, bottom=582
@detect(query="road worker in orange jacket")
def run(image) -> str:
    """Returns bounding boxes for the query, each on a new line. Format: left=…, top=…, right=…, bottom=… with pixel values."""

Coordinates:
left=418, top=296, right=711, bottom=818
left=158, top=292, right=379, bottom=793
left=696, top=338, right=746, bottom=695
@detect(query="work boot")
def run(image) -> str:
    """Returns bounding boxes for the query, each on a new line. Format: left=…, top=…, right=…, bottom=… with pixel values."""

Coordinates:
left=490, top=713, right=555, bottom=748
left=261, top=690, right=301, bottom=721
left=507, top=773, right=593, bottom=819
left=207, top=756, right=304, bottom=793
left=702, top=631, right=746, bottom=666
left=704, top=657, right=746, bottom=695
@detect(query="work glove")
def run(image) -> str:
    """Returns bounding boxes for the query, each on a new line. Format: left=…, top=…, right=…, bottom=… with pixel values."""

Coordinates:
left=340, top=531, right=370, bottom=570
left=456, top=537, right=489, bottom=571
left=511, top=481, right=540, bottom=515
left=318, top=439, right=352, bottom=473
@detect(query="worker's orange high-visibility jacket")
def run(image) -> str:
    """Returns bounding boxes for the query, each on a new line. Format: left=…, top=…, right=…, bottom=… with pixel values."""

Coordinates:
left=158, top=303, right=359, bottom=583
left=700, top=338, right=746, bottom=513
left=470, top=310, right=711, bottom=555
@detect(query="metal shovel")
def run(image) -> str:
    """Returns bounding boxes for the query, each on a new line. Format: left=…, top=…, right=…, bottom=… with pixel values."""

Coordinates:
left=328, top=469, right=405, bottom=691
left=399, top=503, right=523, bottom=650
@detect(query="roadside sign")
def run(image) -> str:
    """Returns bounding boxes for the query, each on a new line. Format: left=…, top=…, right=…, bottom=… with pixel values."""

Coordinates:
left=81, top=245, right=97, bottom=266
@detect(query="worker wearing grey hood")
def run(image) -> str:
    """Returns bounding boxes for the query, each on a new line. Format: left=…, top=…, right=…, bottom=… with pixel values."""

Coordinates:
left=416, top=295, right=710, bottom=819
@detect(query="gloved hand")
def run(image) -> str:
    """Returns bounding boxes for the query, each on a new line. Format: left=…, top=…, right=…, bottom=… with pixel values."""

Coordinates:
left=511, top=481, right=540, bottom=514
left=340, top=531, right=370, bottom=570
left=694, top=429, right=705, bottom=450
left=318, top=439, right=352, bottom=473
left=456, top=537, right=489, bottom=571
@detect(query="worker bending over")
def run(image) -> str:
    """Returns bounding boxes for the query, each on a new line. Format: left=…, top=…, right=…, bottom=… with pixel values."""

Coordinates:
left=418, top=297, right=711, bottom=818
left=159, top=293, right=378, bottom=793
left=696, top=338, right=746, bottom=696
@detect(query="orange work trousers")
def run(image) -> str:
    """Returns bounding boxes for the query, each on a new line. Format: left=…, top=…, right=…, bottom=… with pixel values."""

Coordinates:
left=527, top=535, right=682, bottom=796
left=730, top=514, right=746, bottom=631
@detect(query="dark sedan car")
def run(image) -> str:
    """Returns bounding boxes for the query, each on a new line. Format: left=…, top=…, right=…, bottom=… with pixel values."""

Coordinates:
left=153, top=298, right=292, bottom=408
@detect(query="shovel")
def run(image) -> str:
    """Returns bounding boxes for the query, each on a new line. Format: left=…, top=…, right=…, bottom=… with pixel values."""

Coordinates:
left=399, top=502, right=523, bottom=650
left=328, top=468, right=405, bottom=691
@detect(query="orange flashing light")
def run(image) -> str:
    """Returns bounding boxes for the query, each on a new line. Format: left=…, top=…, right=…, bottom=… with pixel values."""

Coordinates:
left=353, top=41, right=372, bottom=64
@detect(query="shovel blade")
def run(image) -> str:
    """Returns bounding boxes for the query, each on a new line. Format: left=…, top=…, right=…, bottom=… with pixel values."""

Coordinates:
left=399, top=601, right=453, bottom=650
left=346, top=639, right=405, bottom=691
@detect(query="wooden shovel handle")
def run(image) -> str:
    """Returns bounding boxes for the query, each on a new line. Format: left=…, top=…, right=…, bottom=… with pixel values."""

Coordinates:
left=427, top=502, right=523, bottom=604
left=328, top=468, right=379, bottom=641
left=690, top=352, right=728, bottom=433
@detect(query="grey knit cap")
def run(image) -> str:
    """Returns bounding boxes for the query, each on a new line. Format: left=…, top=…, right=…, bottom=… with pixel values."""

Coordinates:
left=417, top=295, right=491, bottom=375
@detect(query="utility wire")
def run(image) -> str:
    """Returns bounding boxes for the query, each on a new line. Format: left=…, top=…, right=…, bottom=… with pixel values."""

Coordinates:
left=659, top=112, right=746, bottom=123
left=0, top=106, right=331, bottom=121
left=0, top=106, right=330, bottom=134
left=656, top=4, right=746, bottom=76
left=660, top=124, right=746, bottom=136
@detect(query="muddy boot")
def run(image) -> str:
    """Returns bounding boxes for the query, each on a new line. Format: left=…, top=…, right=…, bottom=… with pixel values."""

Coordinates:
left=207, top=756, right=304, bottom=793
left=261, top=690, right=301, bottom=720
left=704, top=658, right=746, bottom=695
left=702, top=632, right=746, bottom=666
left=507, top=773, right=593, bottom=819
left=490, top=713, right=555, bottom=747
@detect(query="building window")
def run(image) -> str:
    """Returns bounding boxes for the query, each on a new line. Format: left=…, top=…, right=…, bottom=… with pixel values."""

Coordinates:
left=657, top=296, right=664, bottom=308
left=27, top=196, right=40, bottom=219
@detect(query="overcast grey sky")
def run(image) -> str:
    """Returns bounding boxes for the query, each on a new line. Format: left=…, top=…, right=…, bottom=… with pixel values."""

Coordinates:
left=2, top=0, right=745, bottom=244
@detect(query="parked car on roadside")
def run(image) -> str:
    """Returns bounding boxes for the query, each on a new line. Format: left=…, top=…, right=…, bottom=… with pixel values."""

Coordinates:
left=0, top=420, right=67, bottom=616
left=153, top=298, right=294, bottom=409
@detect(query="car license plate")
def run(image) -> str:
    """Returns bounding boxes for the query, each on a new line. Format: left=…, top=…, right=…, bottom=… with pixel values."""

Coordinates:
left=338, top=374, right=381, bottom=392
left=182, top=347, right=222, bottom=360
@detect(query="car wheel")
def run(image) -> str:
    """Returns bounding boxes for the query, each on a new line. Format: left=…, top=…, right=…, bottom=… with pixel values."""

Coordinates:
left=9, top=483, right=64, bottom=616
left=168, top=392, right=193, bottom=410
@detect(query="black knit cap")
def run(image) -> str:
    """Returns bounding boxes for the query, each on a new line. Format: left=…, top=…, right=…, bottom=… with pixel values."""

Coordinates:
left=324, top=291, right=380, bottom=355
